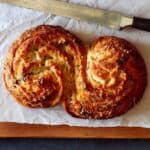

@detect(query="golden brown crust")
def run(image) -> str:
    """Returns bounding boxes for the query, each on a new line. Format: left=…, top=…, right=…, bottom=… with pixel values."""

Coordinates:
left=3, top=25, right=147, bottom=119
left=64, top=36, right=147, bottom=119
left=3, top=25, right=86, bottom=108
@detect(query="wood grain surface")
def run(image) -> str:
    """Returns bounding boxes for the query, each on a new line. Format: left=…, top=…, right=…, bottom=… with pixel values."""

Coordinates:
left=0, top=123, right=150, bottom=138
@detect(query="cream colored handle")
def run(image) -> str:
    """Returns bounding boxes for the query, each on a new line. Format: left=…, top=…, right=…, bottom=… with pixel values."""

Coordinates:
left=0, top=0, right=132, bottom=30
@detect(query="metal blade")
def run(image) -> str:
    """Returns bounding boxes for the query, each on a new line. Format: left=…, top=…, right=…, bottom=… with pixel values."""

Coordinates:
left=0, top=0, right=133, bottom=29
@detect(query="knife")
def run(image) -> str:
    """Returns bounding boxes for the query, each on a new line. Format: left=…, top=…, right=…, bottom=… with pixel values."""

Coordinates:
left=0, top=0, right=150, bottom=32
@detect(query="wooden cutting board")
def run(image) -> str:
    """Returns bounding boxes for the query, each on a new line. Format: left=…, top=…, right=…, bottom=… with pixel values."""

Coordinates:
left=0, top=123, right=150, bottom=138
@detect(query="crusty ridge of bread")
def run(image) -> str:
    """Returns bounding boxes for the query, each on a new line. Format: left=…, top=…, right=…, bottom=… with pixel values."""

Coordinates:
left=3, top=25, right=147, bottom=119
left=64, top=36, right=147, bottom=119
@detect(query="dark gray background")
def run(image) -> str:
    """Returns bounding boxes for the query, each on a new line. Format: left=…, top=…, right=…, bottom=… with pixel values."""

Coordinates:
left=0, top=139, right=149, bottom=150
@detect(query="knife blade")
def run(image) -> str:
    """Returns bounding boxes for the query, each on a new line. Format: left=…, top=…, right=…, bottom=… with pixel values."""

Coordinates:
left=0, top=0, right=150, bottom=31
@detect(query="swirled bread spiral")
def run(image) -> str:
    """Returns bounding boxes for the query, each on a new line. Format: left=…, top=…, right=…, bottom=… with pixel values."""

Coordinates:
left=3, top=25, right=86, bottom=108
left=3, top=25, right=147, bottom=119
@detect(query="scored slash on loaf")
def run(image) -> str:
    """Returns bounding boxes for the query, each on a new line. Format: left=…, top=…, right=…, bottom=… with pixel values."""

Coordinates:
left=3, top=25, right=147, bottom=119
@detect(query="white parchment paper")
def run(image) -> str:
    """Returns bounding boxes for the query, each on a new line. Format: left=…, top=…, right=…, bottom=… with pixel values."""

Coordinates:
left=0, top=0, right=150, bottom=127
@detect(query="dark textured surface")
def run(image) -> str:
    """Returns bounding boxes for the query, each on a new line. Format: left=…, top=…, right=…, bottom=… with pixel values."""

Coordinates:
left=0, top=139, right=149, bottom=150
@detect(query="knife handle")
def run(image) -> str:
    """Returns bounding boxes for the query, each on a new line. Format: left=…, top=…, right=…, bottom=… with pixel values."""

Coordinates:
left=132, top=17, right=150, bottom=32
